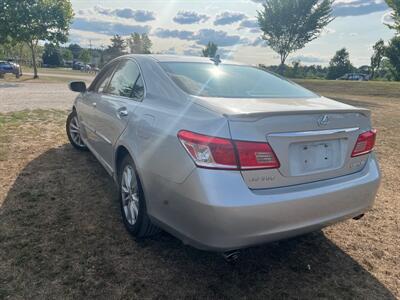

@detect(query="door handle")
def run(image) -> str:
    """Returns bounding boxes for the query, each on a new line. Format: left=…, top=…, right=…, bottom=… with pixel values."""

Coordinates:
left=118, top=108, right=128, bottom=117
left=92, top=102, right=97, bottom=107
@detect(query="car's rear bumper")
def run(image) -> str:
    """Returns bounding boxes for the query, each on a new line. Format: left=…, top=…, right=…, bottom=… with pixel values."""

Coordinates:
left=149, top=155, right=381, bottom=252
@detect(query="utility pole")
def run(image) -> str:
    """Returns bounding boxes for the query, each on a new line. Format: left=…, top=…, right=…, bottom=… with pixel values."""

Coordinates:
left=89, top=40, right=93, bottom=65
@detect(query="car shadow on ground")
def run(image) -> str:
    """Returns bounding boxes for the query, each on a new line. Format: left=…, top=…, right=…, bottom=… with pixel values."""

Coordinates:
left=0, top=144, right=395, bottom=299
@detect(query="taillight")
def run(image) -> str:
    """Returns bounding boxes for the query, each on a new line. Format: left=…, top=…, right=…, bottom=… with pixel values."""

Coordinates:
left=178, top=130, right=238, bottom=169
left=351, top=129, right=377, bottom=157
left=235, top=141, right=280, bottom=170
left=178, top=130, right=280, bottom=170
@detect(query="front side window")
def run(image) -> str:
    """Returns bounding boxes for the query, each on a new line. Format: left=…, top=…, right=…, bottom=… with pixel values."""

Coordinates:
left=106, top=60, right=143, bottom=99
left=161, top=62, right=316, bottom=99
left=92, top=62, right=117, bottom=93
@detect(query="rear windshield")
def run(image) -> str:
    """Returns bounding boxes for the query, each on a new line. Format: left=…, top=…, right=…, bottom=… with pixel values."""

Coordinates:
left=160, top=62, right=316, bottom=98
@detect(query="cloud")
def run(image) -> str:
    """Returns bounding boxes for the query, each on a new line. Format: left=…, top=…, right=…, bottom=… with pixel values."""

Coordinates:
left=183, top=48, right=202, bottom=56
left=250, top=0, right=389, bottom=17
left=72, top=17, right=151, bottom=36
left=382, top=10, right=395, bottom=25
left=195, top=29, right=247, bottom=46
left=173, top=11, right=209, bottom=24
left=214, top=11, right=247, bottom=25
left=239, top=18, right=259, bottom=29
left=159, top=47, right=178, bottom=55
left=239, top=18, right=261, bottom=33
left=93, top=6, right=155, bottom=22
left=251, top=37, right=268, bottom=47
left=153, top=28, right=248, bottom=47
left=289, top=55, right=327, bottom=64
left=153, top=29, right=195, bottom=40
left=333, top=0, right=389, bottom=17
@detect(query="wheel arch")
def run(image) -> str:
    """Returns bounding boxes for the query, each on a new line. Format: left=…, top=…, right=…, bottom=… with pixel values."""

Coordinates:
left=114, top=143, right=142, bottom=184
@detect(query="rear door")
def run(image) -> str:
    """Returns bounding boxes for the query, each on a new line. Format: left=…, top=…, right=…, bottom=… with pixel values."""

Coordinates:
left=91, top=58, right=145, bottom=169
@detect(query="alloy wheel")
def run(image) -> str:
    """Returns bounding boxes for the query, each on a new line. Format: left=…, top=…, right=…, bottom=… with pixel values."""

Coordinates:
left=121, top=165, right=140, bottom=225
left=69, top=116, right=85, bottom=147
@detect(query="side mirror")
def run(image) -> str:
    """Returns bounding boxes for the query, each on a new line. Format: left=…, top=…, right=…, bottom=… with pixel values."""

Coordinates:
left=69, top=81, right=87, bottom=93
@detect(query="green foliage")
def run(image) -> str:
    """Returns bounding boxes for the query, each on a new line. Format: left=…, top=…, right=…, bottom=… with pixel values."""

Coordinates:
left=257, top=0, right=334, bottom=66
left=202, top=42, right=218, bottom=58
left=326, top=48, right=354, bottom=79
left=385, top=36, right=400, bottom=80
left=105, top=35, right=126, bottom=61
left=128, top=33, right=152, bottom=54
left=42, top=43, right=63, bottom=66
left=371, top=39, right=386, bottom=79
left=61, top=48, right=73, bottom=61
left=0, top=38, right=43, bottom=64
left=385, top=0, right=400, bottom=33
left=260, top=63, right=328, bottom=79
left=79, top=49, right=91, bottom=64
left=0, top=0, right=73, bottom=78
left=68, top=43, right=83, bottom=60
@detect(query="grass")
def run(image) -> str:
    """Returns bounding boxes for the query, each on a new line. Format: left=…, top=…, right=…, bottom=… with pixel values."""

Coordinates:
left=21, top=66, right=95, bottom=77
left=0, top=81, right=399, bottom=299
left=0, top=66, right=94, bottom=84
left=294, top=79, right=400, bottom=99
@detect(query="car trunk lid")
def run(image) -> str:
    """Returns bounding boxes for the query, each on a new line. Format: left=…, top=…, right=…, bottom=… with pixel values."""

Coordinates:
left=193, top=95, right=372, bottom=189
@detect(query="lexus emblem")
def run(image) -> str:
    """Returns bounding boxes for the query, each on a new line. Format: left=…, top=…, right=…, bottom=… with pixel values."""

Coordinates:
left=318, top=115, right=329, bottom=127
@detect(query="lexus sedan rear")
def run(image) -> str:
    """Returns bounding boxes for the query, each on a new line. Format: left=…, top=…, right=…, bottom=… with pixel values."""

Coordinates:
left=66, top=55, right=380, bottom=252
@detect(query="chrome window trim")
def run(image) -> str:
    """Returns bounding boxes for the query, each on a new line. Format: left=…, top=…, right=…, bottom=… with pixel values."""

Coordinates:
left=102, top=57, right=146, bottom=102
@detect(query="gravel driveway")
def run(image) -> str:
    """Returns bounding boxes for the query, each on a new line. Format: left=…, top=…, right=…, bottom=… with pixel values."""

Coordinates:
left=0, top=82, right=78, bottom=112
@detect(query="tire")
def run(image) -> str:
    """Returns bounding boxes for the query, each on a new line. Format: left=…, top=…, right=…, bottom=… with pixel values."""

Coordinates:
left=66, top=110, right=88, bottom=151
left=118, top=155, right=160, bottom=238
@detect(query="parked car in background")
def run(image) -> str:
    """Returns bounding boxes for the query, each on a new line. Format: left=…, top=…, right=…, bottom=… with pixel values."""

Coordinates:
left=337, top=73, right=370, bottom=81
left=66, top=55, right=380, bottom=260
left=0, top=60, right=22, bottom=78
left=72, top=61, right=85, bottom=71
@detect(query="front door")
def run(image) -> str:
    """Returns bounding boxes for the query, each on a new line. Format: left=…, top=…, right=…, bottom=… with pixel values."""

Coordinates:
left=78, top=62, right=118, bottom=151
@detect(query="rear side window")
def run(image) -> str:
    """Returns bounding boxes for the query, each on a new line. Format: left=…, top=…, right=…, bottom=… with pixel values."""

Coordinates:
left=106, top=60, right=144, bottom=100
left=160, top=62, right=316, bottom=98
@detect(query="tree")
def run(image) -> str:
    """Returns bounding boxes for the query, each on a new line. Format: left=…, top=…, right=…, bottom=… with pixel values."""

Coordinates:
left=385, top=36, right=400, bottom=81
left=128, top=33, right=142, bottom=54
left=105, top=35, right=126, bottom=61
left=326, top=48, right=354, bottom=79
left=141, top=34, right=152, bottom=54
left=68, top=43, right=83, bottom=60
left=61, top=48, right=73, bottom=62
left=42, top=43, right=63, bottom=66
left=202, top=42, right=218, bottom=58
left=257, top=0, right=334, bottom=70
left=0, top=0, right=74, bottom=78
left=370, top=39, right=386, bottom=79
left=128, top=33, right=152, bottom=54
left=385, top=0, right=400, bottom=33
left=79, top=49, right=91, bottom=64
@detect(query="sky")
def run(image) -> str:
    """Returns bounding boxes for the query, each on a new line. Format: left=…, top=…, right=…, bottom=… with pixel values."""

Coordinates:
left=69, top=0, right=396, bottom=66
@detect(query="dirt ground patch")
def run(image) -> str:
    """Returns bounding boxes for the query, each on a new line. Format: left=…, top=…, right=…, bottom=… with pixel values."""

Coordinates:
left=0, top=80, right=399, bottom=299
left=0, top=82, right=79, bottom=112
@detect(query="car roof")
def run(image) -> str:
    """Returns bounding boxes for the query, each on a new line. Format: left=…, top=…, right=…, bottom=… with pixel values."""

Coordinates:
left=123, top=54, right=247, bottom=66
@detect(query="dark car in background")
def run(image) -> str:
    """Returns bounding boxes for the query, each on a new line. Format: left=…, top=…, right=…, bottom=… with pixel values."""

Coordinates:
left=0, top=60, right=22, bottom=78
left=337, top=73, right=370, bottom=81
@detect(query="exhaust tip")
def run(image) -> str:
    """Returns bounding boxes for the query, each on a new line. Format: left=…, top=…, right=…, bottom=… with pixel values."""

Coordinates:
left=353, top=214, right=365, bottom=220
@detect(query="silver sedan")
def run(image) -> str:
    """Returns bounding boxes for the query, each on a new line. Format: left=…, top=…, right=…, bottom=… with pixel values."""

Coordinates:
left=66, top=55, right=380, bottom=255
